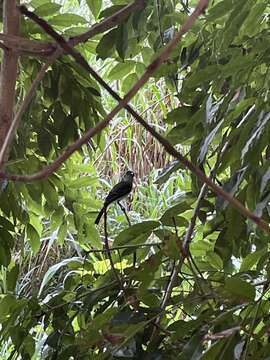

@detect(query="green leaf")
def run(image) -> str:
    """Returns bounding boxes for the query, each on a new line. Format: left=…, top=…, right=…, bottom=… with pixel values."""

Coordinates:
left=50, top=14, right=86, bottom=27
left=198, top=120, right=224, bottom=163
left=207, top=0, right=233, bottom=21
left=7, top=264, right=19, bottom=291
left=85, top=223, right=102, bottom=248
left=240, top=248, right=266, bottom=272
left=37, top=129, right=52, bottom=157
left=122, top=72, right=139, bottom=94
left=138, top=288, right=160, bottom=307
left=108, top=61, right=135, bottom=81
left=39, top=257, right=83, bottom=296
left=165, top=106, right=191, bottom=125
left=58, top=221, right=67, bottom=245
left=0, top=242, right=11, bottom=267
left=26, top=224, right=40, bottom=254
left=177, top=332, right=203, bottom=360
left=96, top=29, right=117, bottom=59
left=86, top=0, right=102, bottom=19
left=114, top=221, right=160, bottom=246
left=225, top=278, right=255, bottom=302
left=240, top=2, right=267, bottom=37
left=206, top=252, right=223, bottom=270
left=116, top=23, right=128, bottom=60
left=99, top=5, right=124, bottom=18
left=35, top=3, right=61, bottom=17
left=0, top=217, right=14, bottom=231
left=68, top=176, right=98, bottom=189
left=160, top=193, right=195, bottom=223
left=0, top=295, right=21, bottom=321
left=221, top=1, right=250, bottom=48
left=187, top=65, right=220, bottom=88
left=200, top=339, right=226, bottom=360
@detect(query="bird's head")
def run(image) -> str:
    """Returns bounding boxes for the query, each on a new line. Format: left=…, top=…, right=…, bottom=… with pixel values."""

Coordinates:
left=122, top=170, right=135, bottom=182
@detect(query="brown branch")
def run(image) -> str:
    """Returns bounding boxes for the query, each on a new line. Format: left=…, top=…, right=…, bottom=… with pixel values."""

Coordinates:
left=204, top=326, right=241, bottom=341
left=14, top=1, right=270, bottom=236
left=68, top=0, right=146, bottom=48
left=0, top=41, right=8, bottom=52
left=0, top=33, right=54, bottom=55
left=4, top=0, right=146, bottom=56
left=0, top=0, right=20, bottom=169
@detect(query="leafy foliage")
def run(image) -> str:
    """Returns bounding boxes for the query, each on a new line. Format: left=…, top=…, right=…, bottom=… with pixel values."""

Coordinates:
left=0, top=0, right=270, bottom=359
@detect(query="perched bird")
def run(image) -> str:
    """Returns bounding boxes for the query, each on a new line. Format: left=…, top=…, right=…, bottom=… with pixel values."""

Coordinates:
left=95, top=170, right=135, bottom=225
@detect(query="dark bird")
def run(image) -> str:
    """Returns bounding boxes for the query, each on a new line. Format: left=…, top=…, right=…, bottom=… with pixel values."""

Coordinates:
left=95, top=170, right=135, bottom=225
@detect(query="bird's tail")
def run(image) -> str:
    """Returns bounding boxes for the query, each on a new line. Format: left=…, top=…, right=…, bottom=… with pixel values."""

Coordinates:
left=95, top=207, right=105, bottom=225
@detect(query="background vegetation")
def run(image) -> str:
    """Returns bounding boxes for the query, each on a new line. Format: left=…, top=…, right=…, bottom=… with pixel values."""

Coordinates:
left=0, top=0, right=269, bottom=358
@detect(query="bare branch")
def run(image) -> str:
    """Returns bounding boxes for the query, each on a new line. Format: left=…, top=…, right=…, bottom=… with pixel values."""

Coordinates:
left=0, top=33, right=54, bottom=55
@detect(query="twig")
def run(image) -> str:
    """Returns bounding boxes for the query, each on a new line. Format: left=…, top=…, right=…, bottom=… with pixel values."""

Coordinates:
left=182, top=183, right=208, bottom=254
left=186, top=256, right=205, bottom=295
left=117, top=201, right=131, bottom=226
left=85, top=242, right=162, bottom=253
left=7, top=1, right=270, bottom=237
left=204, top=326, right=241, bottom=341
left=104, top=208, right=122, bottom=288
left=68, top=0, right=146, bottom=49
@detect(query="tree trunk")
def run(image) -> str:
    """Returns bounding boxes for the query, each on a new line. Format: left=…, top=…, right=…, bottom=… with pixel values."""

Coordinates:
left=0, top=0, right=20, bottom=168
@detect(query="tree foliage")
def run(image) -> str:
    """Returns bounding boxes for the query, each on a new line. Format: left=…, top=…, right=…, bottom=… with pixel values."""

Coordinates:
left=0, top=0, right=269, bottom=359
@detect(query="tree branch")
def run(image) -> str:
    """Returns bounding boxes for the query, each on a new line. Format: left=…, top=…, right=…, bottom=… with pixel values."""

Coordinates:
left=0, top=33, right=54, bottom=56
left=1, top=0, right=146, bottom=56
left=68, top=0, right=146, bottom=49
left=0, top=0, right=20, bottom=168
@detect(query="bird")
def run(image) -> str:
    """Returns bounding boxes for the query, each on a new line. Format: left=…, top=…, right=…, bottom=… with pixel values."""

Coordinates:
left=95, top=170, right=135, bottom=225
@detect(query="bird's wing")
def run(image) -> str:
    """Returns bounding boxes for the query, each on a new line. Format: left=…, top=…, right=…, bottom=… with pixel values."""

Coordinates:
left=104, top=181, right=132, bottom=206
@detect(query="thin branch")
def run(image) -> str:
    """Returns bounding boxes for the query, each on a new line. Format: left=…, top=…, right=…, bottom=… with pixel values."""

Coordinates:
left=204, top=326, right=241, bottom=341
left=104, top=208, right=122, bottom=288
left=5, top=0, right=269, bottom=237
left=85, top=242, right=162, bottom=253
left=117, top=201, right=131, bottom=226
left=182, top=183, right=208, bottom=254
left=68, top=0, right=146, bottom=48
